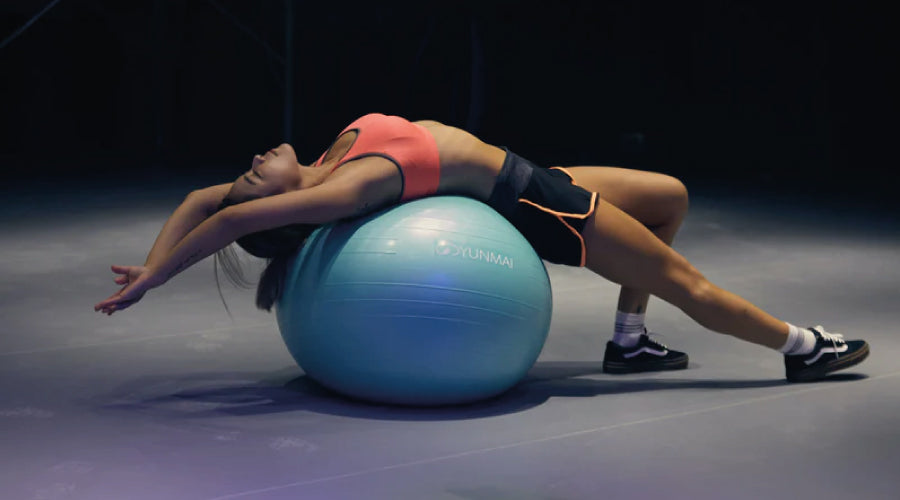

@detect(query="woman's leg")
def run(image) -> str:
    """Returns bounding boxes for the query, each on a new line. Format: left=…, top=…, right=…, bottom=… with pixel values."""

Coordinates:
left=581, top=196, right=789, bottom=349
left=563, top=166, right=689, bottom=315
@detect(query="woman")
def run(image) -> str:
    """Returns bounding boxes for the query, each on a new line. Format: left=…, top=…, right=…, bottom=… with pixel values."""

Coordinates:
left=94, top=113, right=868, bottom=382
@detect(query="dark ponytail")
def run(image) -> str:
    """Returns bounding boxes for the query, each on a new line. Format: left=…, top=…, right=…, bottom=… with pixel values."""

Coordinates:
left=254, top=254, right=293, bottom=311
left=214, top=196, right=318, bottom=313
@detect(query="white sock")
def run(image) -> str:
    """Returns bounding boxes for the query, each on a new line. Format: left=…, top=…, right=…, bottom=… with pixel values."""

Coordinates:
left=779, top=323, right=817, bottom=355
left=612, top=311, right=646, bottom=348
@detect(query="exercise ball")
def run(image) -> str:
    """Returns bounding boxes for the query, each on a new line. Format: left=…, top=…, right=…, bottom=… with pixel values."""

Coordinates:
left=275, top=196, right=552, bottom=406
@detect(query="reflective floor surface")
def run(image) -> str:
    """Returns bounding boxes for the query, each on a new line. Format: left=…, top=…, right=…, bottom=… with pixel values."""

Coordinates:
left=2, top=177, right=898, bottom=500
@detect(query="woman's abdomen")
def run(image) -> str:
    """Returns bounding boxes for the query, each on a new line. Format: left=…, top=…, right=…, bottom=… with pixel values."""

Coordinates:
left=421, top=123, right=506, bottom=201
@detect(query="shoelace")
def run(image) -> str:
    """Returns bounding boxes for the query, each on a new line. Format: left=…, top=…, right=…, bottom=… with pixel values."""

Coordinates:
left=814, top=325, right=846, bottom=359
left=643, top=327, right=670, bottom=350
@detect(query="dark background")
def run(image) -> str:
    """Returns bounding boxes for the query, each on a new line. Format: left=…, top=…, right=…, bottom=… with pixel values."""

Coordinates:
left=1, top=0, right=897, bottom=208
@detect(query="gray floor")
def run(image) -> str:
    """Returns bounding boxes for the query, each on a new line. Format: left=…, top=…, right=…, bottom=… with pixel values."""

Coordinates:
left=2, top=180, right=898, bottom=500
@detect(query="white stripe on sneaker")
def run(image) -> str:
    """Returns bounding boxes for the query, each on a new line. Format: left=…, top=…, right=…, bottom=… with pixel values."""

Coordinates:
left=804, top=344, right=849, bottom=365
left=624, top=347, right=668, bottom=359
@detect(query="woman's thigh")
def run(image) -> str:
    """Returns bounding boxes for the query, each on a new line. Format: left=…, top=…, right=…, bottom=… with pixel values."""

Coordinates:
left=562, top=166, right=689, bottom=228
left=581, top=196, right=703, bottom=309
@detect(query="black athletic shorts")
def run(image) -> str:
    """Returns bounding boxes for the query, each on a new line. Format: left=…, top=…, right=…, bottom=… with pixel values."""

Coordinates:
left=486, top=148, right=598, bottom=266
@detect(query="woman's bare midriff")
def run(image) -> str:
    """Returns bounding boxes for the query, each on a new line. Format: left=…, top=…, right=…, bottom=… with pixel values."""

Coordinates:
left=415, top=121, right=506, bottom=202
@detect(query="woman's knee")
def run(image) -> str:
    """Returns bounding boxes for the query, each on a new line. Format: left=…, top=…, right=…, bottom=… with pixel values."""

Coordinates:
left=686, top=274, right=716, bottom=308
left=661, top=175, right=690, bottom=218
left=640, top=174, right=689, bottom=229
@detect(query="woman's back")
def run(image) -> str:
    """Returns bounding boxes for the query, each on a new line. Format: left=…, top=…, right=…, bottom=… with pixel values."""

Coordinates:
left=319, top=117, right=506, bottom=203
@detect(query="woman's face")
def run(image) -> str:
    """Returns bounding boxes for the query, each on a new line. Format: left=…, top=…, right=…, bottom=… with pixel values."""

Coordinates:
left=229, top=143, right=302, bottom=201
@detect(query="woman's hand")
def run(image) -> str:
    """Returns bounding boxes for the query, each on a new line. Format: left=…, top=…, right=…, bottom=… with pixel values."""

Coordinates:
left=94, top=265, right=165, bottom=315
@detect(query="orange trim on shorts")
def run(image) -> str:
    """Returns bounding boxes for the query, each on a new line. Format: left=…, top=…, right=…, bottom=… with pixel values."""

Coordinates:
left=517, top=191, right=598, bottom=267
left=550, top=166, right=576, bottom=184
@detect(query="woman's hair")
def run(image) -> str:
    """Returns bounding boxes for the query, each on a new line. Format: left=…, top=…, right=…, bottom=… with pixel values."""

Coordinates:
left=213, top=196, right=319, bottom=313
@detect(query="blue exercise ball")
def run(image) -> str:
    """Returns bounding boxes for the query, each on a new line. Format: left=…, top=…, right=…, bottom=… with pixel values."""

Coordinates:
left=275, top=196, right=552, bottom=406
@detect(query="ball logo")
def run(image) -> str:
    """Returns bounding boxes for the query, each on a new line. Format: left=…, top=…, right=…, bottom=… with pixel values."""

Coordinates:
left=434, top=240, right=461, bottom=257
left=435, top=240, right=514, bottom=269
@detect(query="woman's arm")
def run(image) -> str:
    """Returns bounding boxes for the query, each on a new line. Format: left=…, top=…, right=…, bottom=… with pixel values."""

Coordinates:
left=156, top=178, right=363, bottom=283
left=154, top=207, right=243, bottom=283
left=227, top=175, right=363, bottom=231
left=95, top=208, right=242, bottom=315
left=95, top=178, right=361, bottom=315
left=142, top=183, right=232, bottom=269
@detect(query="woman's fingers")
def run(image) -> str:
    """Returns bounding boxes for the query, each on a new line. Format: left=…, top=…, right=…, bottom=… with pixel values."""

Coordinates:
left=95, top=288, right=131, bottom=311
left=103, top=303, right=121, bottom=315
left=102, top=296, right=139, bottom=315
left=95, top=280, right=147, bottom=313
left=97, top=298, right=125, bottom=313
left=110, top=265, right=148, bottom=284
left=97, top=266, right=155, bottom=315
left=95, top=296, right=117, bottom=311
left=110, top=265, right=141, bottom=284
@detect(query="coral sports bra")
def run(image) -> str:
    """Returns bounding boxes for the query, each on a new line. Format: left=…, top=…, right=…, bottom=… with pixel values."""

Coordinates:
left=313, top=113, right=441, bottom=202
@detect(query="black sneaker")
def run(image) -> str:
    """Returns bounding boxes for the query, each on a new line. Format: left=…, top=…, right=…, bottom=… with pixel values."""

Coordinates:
left=785, top=326, right=869, bottom=382
left=602, top=331, right=689, bottom=374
